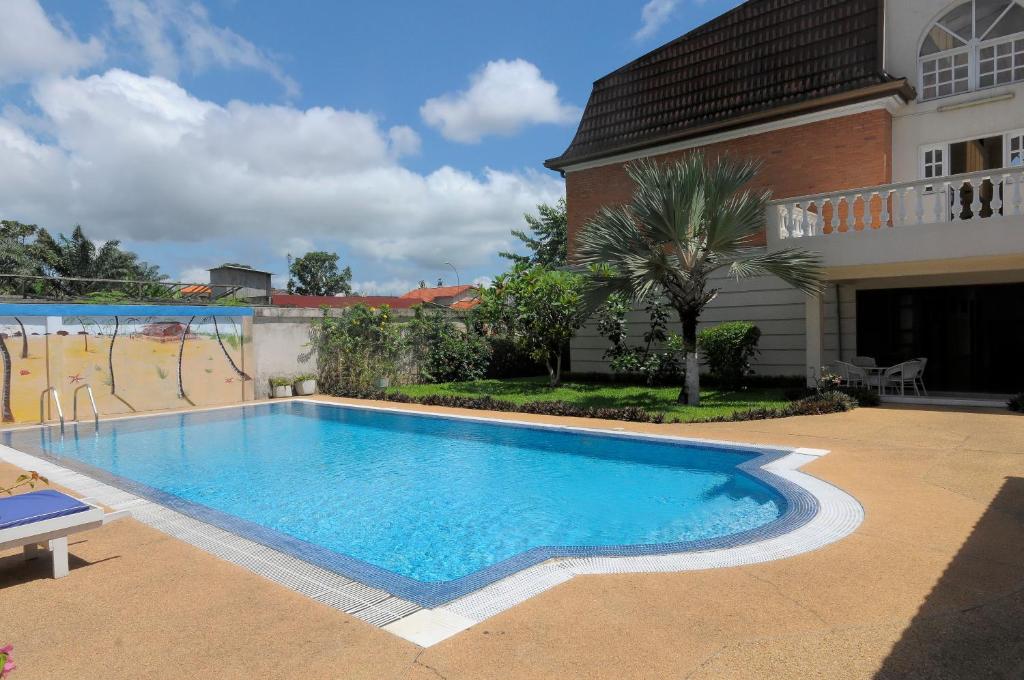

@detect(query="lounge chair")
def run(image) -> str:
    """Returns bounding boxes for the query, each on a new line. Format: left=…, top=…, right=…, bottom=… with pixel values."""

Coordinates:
left=0, top=490, right=128, bottom=578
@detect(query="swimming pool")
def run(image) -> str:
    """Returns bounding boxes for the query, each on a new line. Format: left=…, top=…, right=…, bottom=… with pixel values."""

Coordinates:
left=1, top=401, right=815, bottom=606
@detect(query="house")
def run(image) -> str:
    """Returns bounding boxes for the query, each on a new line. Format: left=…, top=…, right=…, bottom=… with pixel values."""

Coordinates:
left=547, top=0, right=1024, bottom=398
left=209, top=265, right=273, bottom=303
left=399, top=284, right=477, bottom=306
left=271, top=285, right=479, bottom=312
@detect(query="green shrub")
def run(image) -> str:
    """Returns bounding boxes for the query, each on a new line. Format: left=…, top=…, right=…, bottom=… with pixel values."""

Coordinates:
left=269, top=376, right=292, bottom=388
left=1008, top=393, right=1024, bottom=412
left=407, top=307, right=491, bottom=383
left=595, top=293, right=683, bottom=386
left=698, top=322, right=761, bottom=388
left=310, top=304, right=404, bottom=392
left=293, top=373, right=316, bottom=382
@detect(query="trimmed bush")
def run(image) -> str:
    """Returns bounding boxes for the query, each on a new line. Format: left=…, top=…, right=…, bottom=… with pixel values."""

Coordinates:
left=698, top=322, right=761, bottom=389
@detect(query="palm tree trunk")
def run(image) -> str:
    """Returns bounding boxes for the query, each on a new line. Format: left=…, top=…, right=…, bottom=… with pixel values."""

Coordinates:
left=0, top=334, right=14, bottom=422
left=678, top=311, right=700, bottom=405
left=212, top=317, right=251, bottom=380
left=108, top=316, right=119, bottom=394
left=14, top=318, right=28, bottom=358
left=177, top=316, right=194, bottom=399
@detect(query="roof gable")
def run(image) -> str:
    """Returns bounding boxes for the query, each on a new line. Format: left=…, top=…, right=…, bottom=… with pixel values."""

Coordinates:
left=548, top=0, right=909, bottom=169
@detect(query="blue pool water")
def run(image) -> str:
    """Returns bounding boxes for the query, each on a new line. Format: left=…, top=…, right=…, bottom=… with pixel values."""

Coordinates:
left=3, top=402, right=786, bottom=589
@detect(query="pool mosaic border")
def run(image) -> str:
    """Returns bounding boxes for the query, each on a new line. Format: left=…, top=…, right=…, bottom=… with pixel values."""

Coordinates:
left=0, top=399, right=864, bottom=646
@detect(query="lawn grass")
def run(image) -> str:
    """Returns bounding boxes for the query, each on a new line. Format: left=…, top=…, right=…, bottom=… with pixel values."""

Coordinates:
left=390, top=376, right=791, bottom=422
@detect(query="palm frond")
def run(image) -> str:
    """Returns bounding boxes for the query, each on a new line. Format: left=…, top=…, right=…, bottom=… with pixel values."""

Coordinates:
left=723, top=247, right=824, bottom=295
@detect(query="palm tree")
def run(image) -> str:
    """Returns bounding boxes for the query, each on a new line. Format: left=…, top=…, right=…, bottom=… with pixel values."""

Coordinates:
left=576, top=154, right=823, bottom=405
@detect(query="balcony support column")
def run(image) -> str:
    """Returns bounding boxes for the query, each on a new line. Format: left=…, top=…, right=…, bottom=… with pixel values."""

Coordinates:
left=805, top=292, right=825, bottom=388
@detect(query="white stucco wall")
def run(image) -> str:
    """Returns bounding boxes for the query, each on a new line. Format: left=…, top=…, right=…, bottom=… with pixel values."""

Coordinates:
left=250, top=308, right=320, bottom=398
left=886, top=0, right=1024, bottom=183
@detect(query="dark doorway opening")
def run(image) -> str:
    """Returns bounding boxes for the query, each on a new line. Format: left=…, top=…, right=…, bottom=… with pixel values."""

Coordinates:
left=856, top=282, right=1024, bottom=393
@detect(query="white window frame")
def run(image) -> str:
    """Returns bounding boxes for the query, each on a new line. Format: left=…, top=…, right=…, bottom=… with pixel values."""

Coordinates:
left=1007, top=128, right=1024, bottom=166
left=920, top=143, right=949, bottom=190
left=977, top=29, right=1024, bottom=89
left=918, top=0, right=1024, bottom=101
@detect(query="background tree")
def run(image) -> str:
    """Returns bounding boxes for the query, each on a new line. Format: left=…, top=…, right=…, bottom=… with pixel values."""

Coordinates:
left=477, top=264, right=588, bottom=386
left=0, top=221, right=40, bottom=294
left=287, top=251, right=353, bottom=296
left=499, top=198, right=568, bottom=267
left=576, top=154, right=822, bottom=405
left=32, top=225, right=164, bottom=295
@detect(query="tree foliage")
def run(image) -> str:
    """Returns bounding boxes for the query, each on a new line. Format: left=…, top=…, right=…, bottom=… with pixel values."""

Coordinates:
left=2, top=222, right=164, bottom=296
left=406, top=307, right=491, bottom=383
left=311, top=305, right=403, bottom=392
left=576, top=154, right=822, bottom=404
left=698, top=321, right=762, bottom=389
left=499, top=198, right=568, bottom=267
left=477, top=264, right=588, bottom=386
left=287, top=251, right=353, bottom=296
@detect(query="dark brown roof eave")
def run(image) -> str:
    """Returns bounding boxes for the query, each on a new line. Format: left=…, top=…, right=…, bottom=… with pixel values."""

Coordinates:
left=544, top=79, right=915, bottom=171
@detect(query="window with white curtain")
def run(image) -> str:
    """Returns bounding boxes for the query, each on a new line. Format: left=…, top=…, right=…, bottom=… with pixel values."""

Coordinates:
left=919, top=0, right=1024, bottom=100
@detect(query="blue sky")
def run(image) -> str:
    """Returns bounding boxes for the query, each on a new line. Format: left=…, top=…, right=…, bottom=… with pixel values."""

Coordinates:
left=1, top=0, right=737, bottom=293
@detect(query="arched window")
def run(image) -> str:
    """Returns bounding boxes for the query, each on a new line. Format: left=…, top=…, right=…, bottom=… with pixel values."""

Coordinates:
left=919, top=0, right=1024, bottom=100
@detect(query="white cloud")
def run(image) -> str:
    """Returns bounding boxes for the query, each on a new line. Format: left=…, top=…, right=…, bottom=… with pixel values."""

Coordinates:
left=179, top=266, right=210, bottom=283
left=420, top=59, right=579, bottom=143
left=351, top=279, right=419, bottom=296
left=634, top=0, right=680, bottom=41
left=0, top=0, right=105, bottom=84
left=0, top=69, right=563, bottom=271
left=107, top=0, right=299, bottom=98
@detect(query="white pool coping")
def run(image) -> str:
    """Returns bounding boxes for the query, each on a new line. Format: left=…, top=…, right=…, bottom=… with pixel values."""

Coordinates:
left=0, top=399, right=864, bottom=647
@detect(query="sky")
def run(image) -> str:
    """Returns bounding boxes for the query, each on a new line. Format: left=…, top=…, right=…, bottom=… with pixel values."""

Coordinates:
left=1, top=0, right=737, bottom=293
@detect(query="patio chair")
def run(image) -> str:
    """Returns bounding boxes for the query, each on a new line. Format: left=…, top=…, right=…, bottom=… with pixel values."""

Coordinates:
left=874, top=360, right=927, bottom=396
left=0, top=489, right=128, bottom=579
left=914, top=357, right=929, bottom=396
left=827, top=361, right=868, bottom=388
left=851, top=356, right=877, bottom=368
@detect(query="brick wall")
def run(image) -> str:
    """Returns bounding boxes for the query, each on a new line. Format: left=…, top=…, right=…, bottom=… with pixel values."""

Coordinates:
left=564, top=108, right=893, bottom=252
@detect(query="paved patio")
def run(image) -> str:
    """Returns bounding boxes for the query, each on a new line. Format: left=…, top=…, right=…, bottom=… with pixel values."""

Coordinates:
left=2, top=402, right=1022, bottom=679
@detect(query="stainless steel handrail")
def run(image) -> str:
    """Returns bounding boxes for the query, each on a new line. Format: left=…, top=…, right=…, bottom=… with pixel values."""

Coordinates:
left=40, top=387, right=66, bottom=434
left=72, top=383, right=100, bottom=429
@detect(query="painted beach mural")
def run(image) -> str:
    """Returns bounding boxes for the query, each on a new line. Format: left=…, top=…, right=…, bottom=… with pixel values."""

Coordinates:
left=0, top=306, right=254, bottom=424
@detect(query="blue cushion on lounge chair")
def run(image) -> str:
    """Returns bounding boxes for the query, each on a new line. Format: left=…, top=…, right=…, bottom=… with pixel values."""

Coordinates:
left=0, top=490, right=90, bottom=530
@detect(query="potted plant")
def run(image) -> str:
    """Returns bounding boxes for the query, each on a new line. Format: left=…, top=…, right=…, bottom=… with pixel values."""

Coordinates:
left=375, top=376, right=391, bottom=389
left=269, top=376, right=293, bottom=399
left=293, top=373, right=317, bottom=396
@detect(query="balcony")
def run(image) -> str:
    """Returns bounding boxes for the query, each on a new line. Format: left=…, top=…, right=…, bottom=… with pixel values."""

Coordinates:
left=765, top=167, right=1024, bottom=275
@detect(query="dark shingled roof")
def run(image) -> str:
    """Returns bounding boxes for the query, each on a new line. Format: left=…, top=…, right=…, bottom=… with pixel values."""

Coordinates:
left=546, top=0, right=913, bottom=169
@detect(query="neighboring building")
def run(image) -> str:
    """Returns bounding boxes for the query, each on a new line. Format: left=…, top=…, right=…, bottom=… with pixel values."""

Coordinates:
left=548, top=0, right=1024, bottom=396
left=400, top=284, right=477, bottom=306
left=209, top=265, right=273, bottom=303
left=272, top=285, right=479, bottom=312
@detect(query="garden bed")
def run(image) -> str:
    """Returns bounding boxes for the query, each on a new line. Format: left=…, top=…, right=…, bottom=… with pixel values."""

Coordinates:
left=389, top=377, right=792, bottom=423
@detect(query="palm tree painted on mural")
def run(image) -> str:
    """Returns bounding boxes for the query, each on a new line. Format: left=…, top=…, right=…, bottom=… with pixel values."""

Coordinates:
left=0, top=332, right=13, bottom=422
left=108, top=316, right=120, bottom=394
left=212, top=316, right=251, bottom=381
left=177, top=316, right=195, bottom=401
left=13, top=318, right=28, bottom=359
left=576, top=154, right=823, bottom=405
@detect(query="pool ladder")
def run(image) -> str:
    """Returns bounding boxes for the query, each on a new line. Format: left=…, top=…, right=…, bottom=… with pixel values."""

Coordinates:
left=40, top=387, right=66, bottom=434
left=40, top=384, right=101, bottom=433
left=73, top=384, right=100, bottom=429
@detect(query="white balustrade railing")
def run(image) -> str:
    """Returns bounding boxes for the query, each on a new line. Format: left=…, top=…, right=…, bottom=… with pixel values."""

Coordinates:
left=771, top=167, right=1024, bottom=241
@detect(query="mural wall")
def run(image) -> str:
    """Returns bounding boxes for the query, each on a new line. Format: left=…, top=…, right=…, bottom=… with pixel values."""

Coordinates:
left=0, top=305, right=254, bottom=424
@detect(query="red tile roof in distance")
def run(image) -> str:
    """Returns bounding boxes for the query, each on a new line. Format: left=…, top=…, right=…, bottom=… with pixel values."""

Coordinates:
left=399, top=285, right=474, bottom=302
left=546, top=0, right=912, bottom=169
left=450, top=298, right=481, bottom=310
left=271, top=294, right=420, bottom=309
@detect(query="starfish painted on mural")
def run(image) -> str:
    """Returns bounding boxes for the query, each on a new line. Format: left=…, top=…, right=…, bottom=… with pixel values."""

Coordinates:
left=68, top=373, right=84, bottom=384
left=224, top=378, right=234, bottom=384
